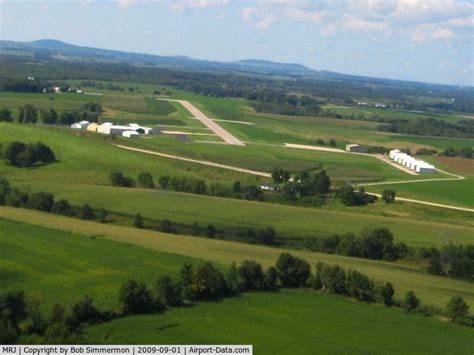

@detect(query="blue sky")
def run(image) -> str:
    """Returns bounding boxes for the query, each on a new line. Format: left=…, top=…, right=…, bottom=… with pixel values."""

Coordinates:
left=0, top=0, right=473, bottom=86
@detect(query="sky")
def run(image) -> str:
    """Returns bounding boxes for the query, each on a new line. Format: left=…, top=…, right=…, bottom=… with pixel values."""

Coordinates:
left=0, top=0, right=473, bottom=86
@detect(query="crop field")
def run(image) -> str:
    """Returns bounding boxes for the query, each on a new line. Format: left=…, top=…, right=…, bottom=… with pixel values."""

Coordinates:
left=85, top=289, right=474, bottom=354
left=0, top=91, right=102, bottom=116
left=102, top=95, right=178, bottom=116
left=0, top=218, right=197, bottom=310
left=1, top=207, right=473, bottom=309
left=433, top=156, right=474, bottom=176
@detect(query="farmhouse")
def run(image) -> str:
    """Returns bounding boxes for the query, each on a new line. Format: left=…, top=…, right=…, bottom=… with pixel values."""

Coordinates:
left=346, top=144, right=367, bottom=153
left=71, top=121, right=90, bottom=130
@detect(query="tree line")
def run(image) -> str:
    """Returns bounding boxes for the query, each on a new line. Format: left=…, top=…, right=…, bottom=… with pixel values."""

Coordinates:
left=0, top=178, right=108, bottom=222
left=1, top=176, right=470, bottom=281
left=0, top=103, right=102, bottom=125
left=1, top=252, right=471, bottom=344
left=378, top=117, right=474, bottom=139
left=2, top=56, right=473, bottom=116
left=440, top=146, right=473, bottom=159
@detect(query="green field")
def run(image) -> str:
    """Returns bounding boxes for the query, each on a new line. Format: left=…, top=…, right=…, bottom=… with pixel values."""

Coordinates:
left=1, top=207, right=473, bottom=309
left=102, top=95, right=177, bottom=116
left=0, top=123, right=261, bottom=185
left=321, top=103, right=467, bottom=123
left=2, top=216, right=472, bottom=351
left=13, top=182, right=473, bottom=248
left=86, top=289, right=474, bottom=354
left=367, top=178, right=474, bottom=209
left=121, top=134, right=414, bottom=182
left=0, top=218, right=197, bottom=310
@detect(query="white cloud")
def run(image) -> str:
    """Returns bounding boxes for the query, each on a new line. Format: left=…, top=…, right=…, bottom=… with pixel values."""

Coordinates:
left=432, top=28, right=455, bottom=40
left=345, top=16, right=388, bottom=31
left=447, top=16, right=474, bottom=27
left=117, top=0, right=140, bottom=9
left=393, top=0, right=473, bottom=23
left=410, top=24, right=457, bottom=42
left=287, top=8, right=326, bottom=23
left=242, top=7, right=278, bottom=29
left=170, top=0, right=229, bottom=12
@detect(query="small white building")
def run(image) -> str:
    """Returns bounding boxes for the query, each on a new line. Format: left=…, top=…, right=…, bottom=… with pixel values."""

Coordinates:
left=71, top=121, right=90, bottom=130
left=122, top=131, right=140, bottom=138
left=389, top=149, right=400, bottom=160
left=416, top=162, right=436, bottom=173
left=260, top=184, right=275, bottom=191
left=389, top=149, right=436, bottom=173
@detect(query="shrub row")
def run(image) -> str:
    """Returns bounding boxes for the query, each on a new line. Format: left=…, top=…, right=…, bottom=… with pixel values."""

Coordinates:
left=2, top=253, right=471, bottom=344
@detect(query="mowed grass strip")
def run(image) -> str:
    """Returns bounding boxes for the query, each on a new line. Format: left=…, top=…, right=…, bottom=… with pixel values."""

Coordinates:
left=85, top=289, right=474, bottom=354
left=16, top=182, right=474, bottom=248
left=0, top=218, right=199, bottom=310
left=1, top=207, right=473, bottom=309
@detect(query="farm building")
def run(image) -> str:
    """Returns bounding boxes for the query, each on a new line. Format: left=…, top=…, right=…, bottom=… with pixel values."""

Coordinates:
left=71, top=121, right=90, bottom=130
left=109, top=125, right=136, bottom=136
left=122, top=131, right=140, bottom=138
left=97, top=122, right=114, bottom=134
left=86, top=123, right=98, bottom=132
left=129, top=123, right=153, bottom=135
left=389, top=149, right=436, bottom=173
left=95, top=122, right=153, bottom=137
left=346, top=144, right=367, bottom=153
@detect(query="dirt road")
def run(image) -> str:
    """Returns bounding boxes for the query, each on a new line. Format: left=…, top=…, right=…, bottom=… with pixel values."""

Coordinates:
left=115, top=145, right=270, bottom=178
left=158, top=99, right=245, bottom=146
left=284, top=143, right=346, bottom=154
left=115, top=145, right=471, bottom=212
left=368, top=192, right=474, bottom=213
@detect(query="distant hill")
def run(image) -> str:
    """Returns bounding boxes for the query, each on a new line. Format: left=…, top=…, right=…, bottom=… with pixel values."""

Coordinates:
left=0, top=39, right=320, bottom=77
left=0, top=39, right=470, bottom=90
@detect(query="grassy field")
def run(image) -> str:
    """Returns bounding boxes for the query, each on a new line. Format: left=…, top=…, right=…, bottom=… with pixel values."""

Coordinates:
left=85, top=289, right=474, bottom=353
left=0, top=91, right=102, bottom=116
left=367, top=177, right=474, bottom=209
left=321, top=103, right=467, bottom=123
left=164, top=88, right=474, bottom=151
left=121, top=134, right=414, bottom=182
left=2, top=215, right=472, bottom=351
left=1, top=207, right=473, bottom=309
left=102, top=95, right=178, bottom=116
left=0, top=218, right=200, bottom=310
left=0, top=123, right=262, bottom=185
left=13, top=182, right=473, bottom=248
